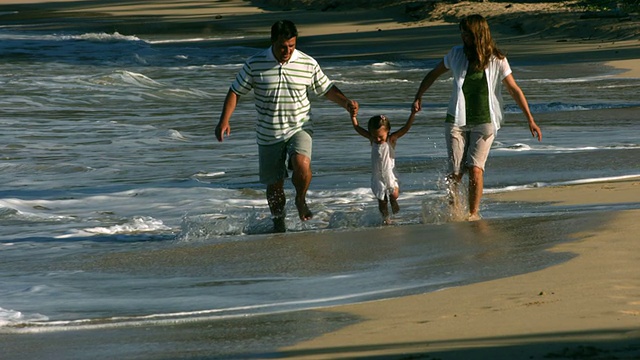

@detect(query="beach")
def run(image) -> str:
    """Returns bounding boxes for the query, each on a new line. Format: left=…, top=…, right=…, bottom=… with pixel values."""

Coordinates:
left=0, top=0, right=639, bottom=359
left=282, top=179, right=640, bottom=359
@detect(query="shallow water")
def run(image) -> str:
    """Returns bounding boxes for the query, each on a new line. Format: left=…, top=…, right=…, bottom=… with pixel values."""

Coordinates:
left=0, top=26, right=639, bottom=351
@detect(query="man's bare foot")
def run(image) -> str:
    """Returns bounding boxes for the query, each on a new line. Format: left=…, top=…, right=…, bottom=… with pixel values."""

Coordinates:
left=295, top=198, right=313, bottom=221
left=390, top=198, right=400, bottom=214
left=273, top=216, right=286, bottom=233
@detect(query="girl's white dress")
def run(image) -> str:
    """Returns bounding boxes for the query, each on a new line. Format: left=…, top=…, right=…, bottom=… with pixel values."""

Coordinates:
left=371, top=141, right=398, bottom=200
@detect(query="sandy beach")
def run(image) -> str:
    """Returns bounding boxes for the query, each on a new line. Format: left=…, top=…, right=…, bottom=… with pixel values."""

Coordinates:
left=1, top=1, right=639, bottom=359
left=282, top=178, right=640, bottom=359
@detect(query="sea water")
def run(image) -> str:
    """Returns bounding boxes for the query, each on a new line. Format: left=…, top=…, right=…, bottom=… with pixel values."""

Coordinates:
left=0, top=28, right=639, bottom=340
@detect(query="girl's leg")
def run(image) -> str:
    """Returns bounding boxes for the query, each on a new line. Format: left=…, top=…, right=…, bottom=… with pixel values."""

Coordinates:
left=389, top=187, right=400, bottom=214
left=378, top=197, right=390, bottom=224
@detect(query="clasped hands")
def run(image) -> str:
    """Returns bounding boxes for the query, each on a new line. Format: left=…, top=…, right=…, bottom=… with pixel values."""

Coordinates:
left=346, top=99, right=359, bottom=117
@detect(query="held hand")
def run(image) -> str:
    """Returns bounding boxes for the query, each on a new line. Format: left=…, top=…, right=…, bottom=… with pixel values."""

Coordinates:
left=346, top=100, right=359, bottom=117
left=412, top=98, right=422, bottom=113
left=215, top=122, right=230, bottom=142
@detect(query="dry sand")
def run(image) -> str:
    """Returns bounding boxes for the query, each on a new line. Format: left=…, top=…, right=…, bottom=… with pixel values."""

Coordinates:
left=2, top=1, right=639, bottom=358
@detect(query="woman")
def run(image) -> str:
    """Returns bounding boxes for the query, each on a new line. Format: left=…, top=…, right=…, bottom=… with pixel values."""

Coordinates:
left=413, top=14, right=542, bottom=221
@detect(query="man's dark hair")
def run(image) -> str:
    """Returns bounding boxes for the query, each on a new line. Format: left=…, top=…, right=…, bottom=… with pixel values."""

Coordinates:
left=271, top=20, right=298, bottom=42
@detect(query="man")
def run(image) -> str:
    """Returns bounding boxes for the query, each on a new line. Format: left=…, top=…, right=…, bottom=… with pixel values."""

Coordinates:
left=215, top=20, right=359, bottom=232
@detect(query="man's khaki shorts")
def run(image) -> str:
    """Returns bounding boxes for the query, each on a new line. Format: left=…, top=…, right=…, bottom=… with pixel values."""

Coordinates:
left=258, top=130, right=312, bottom=185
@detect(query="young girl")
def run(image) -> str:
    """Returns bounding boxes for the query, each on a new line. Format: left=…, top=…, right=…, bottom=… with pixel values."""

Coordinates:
left=352, top=109, right=417, bottom=224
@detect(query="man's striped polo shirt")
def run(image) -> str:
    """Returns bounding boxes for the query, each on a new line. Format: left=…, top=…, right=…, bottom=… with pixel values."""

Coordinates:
left=230, top=47, right=334, bottom=145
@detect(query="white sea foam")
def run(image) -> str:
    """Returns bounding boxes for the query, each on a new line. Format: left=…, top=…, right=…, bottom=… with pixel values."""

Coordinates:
left=0, top=307, right=48, bottom=327
left=484, top=174, right=640, bottom=194
left=60, top=32, right=143, bottom=42
left=147, top=36, right=247, bottom=44
left=90, top=70, right=163, bottom=88
left=55, top=216, right=172, bottom=238
left=525, top=75, right=611, bottom=84
left=0, top=31, right=143, bottom=43
left=167, top=129, right=187, bottom=141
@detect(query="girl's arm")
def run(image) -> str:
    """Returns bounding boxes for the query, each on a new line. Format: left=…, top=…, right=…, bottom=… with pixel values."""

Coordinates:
left=352, top=116, right=371, bottom=139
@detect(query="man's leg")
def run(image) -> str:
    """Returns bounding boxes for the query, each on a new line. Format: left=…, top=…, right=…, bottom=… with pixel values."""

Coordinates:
left=290, top=153, right=313, bottom=221
left=259, top=141, right=288, bottom=233
left=267, top=179, right=286, bottom=232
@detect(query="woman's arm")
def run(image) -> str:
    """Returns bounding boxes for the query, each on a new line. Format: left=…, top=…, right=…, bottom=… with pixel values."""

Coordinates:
left=503, top=74, right=542, bottom=141
left=413, top=60, right=448, bottom=112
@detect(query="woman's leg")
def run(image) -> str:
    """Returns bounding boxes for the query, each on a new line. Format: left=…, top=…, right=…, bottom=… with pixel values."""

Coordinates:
left=466, top=123, right=494, bottom=221
left=468, top=166, right=484, bottom=220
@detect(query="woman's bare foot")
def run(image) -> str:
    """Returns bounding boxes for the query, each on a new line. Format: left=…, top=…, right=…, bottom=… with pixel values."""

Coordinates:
left=295, top=198, right=313, bottom=221
left=468, top=213, right=482, bottom=222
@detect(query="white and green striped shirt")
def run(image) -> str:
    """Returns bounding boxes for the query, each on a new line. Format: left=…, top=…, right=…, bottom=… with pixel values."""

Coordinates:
left=231, top=47, right=334, bottom=145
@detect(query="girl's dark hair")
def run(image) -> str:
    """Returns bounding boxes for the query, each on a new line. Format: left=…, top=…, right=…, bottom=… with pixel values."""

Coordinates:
left=367, top=115, right=391, bottom=134
left=271, top=20, right=298, bottom=42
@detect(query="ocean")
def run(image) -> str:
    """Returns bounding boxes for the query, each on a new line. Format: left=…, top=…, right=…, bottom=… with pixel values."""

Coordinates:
left=0, top=25, right=639, bottom=359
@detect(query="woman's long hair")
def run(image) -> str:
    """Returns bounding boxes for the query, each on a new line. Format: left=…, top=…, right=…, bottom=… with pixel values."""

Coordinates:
left=460, top=15, right=505, bottom=72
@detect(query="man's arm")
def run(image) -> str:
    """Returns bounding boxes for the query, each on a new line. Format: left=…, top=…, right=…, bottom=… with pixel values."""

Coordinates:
left=215, top=89, right=239, bottom=142
left=324, top=85, right=359, bottom=117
